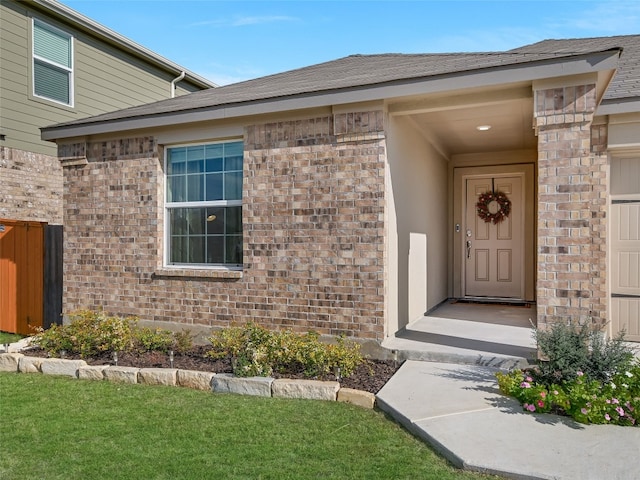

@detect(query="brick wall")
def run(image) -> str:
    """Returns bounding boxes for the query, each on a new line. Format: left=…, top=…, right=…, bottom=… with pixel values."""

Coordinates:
left=61, top=112, right=387, bottom=340
left=535, top=84, right=608, bottom=328
left=0, top=146, right=63, bottom=224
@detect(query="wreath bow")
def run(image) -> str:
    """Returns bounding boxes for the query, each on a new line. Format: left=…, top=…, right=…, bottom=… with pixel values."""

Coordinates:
left=476, top=190, right=511, bottom=224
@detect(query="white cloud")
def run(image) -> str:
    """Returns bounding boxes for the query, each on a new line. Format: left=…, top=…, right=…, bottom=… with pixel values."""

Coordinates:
left=548, top=1, right=640, bottom=34
left=425, top=28, right=544, bottom=53
left=199, top=62, right=267, bottom=86
left=423, top=1, right=640, bottom=54
left=190, top=15, right=298, bottom=27
left=232, top=15, right=297, bottom=26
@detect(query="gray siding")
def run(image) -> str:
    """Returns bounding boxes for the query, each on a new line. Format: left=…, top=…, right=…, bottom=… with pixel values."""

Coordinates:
left=0, top=0, right=205, bottom=156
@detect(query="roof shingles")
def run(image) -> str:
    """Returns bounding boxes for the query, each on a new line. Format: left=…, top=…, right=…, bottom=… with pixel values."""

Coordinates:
left=44, top=35, right=640, bottom=133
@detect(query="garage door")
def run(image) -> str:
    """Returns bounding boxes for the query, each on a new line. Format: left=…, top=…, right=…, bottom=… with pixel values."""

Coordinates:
left=611, top=201, right=640, bottom=341
left=610, top=156, right=640, bottom=342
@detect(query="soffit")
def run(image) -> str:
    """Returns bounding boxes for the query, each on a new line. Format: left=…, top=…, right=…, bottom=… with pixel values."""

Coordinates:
left=390, top=84, right=536, bottom=157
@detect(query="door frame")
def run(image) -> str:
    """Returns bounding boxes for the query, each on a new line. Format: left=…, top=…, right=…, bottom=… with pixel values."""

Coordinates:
left=452, top=164, right=536, bottom=301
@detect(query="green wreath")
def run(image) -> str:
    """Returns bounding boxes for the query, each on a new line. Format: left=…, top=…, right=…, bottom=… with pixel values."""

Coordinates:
left=476, top=191, right=511, bottom=224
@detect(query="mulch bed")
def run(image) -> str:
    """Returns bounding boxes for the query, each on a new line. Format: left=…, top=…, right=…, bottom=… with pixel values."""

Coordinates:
left=22, top=346, right=400, bottom=394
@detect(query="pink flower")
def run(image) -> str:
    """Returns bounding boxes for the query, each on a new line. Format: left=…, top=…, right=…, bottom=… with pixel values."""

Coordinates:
left=581, top=408, right=588, bottom=415
left=605, top=413, right=611, bottom=421
left=540, top=391, right=547, bottom=398
left=527, top=404, right=536, bottom=412
left=612, top=398, right=619, bottom=404
left=525, top=376, right=533, bottom=382
left=577, top=371, right=584, bottom=377
left=537, top=400, right=545, bottom=408
left=606, top=399, right=611, bottom=404
left=553, top=390, right=559, bottom=395
left=616, top=406, right=625, bottom=416
left=625, top=402, right=634, bottom=412
left=520, top=382, right=531, bottom=388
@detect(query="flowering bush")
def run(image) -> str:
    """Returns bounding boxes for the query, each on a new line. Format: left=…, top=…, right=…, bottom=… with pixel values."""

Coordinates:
left=497, top=362, right=640, bottom=426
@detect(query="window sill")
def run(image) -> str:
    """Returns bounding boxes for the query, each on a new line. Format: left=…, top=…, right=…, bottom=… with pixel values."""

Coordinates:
left=155, top=267, right=243, bottom=280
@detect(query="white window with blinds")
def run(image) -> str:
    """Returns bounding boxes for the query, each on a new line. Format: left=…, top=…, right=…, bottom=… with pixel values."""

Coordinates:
left=165, top=141, right=244, bottom=268
left=32, top=19, right=73, bottom=106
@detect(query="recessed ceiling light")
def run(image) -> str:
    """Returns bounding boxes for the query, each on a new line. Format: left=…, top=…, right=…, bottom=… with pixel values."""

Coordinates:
left=476, top=125, right=492, bottom=131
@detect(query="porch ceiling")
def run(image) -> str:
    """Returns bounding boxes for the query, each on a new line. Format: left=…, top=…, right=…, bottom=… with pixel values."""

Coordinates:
left=390, top=85, right=537, bottom=158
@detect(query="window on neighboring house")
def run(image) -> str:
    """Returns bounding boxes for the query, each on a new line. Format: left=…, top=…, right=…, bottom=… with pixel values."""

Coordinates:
left=32, top=19, right=73, bottom=106
left=165, top=141, right=243, bottom=267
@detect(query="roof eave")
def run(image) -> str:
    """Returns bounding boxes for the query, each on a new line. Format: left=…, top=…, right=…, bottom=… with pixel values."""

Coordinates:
left=41, top=49, right=620, bottom=142
left=31, top=0, right=217, bottom=89
left=597, top=98, right=640, bottom=116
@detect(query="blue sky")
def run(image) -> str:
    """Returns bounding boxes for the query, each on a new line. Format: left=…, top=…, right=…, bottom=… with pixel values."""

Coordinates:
left=63, top=0, right=640, bottom=85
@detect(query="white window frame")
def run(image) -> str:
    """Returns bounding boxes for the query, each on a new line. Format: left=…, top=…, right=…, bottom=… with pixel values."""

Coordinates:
left=163, top=140, right=243, bottom=270
left=32, top=18, right=74, bottom=107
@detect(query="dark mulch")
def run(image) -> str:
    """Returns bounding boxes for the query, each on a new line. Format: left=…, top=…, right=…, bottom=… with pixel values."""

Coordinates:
left=22, top=346, right=400, bottom=394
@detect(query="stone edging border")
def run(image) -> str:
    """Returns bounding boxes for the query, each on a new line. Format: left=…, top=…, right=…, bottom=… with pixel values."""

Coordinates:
left=0, top=353, right=376, bottom=409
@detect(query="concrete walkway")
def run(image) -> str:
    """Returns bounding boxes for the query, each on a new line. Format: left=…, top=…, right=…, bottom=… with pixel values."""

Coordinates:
left=376, top=360, right=640, bottom=480
left=378, top=303, right=640, bottom=480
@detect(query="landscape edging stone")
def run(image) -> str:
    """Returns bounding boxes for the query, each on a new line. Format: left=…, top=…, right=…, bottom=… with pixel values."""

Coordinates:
left=0, top=353, right=23, bottom=372
left=0, top=353, right=374, bottom=408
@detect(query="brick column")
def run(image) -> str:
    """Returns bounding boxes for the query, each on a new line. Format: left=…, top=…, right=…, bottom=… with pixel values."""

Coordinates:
left=535, top=84, right=608, bottom=329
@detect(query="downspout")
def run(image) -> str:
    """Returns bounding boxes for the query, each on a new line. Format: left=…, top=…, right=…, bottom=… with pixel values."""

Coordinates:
left=170, top=71, right=186, bottom=98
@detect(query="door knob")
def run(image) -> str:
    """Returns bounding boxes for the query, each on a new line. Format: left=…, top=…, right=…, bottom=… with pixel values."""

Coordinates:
left=466, top=240, right=472, bottom=259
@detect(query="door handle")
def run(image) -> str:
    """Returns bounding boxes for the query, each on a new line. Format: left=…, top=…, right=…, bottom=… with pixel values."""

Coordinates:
left=466, top=240, right=472, bottom=259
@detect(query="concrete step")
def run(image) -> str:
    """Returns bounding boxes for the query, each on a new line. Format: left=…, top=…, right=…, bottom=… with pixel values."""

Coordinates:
left=382, top=315, right=537, bottom=369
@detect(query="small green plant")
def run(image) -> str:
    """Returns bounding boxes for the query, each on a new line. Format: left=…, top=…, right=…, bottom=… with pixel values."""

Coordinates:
left=31, top=310, right=136, bottom=357
left=207, top=323, right=364, bottom=378
left=132, top=327, right=174, bottom=353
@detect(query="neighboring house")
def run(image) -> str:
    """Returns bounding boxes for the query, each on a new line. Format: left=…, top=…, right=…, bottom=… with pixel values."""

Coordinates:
left=41, top=35, right=640, bottom=344
left=0, top=0, right=216, bottom=334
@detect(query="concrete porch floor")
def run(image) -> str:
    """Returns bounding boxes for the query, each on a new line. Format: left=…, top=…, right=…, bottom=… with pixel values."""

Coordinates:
left=382, top=300, right=537, bottom=369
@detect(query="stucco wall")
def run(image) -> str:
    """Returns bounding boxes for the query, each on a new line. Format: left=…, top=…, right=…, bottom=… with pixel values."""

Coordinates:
left=386, top=115, right=449, bottom=333
left=60, top=112, right=388, bottom=341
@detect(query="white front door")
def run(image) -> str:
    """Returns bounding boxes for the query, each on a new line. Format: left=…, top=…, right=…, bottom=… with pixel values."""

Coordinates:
left=464, top=175, right=524, bottom=299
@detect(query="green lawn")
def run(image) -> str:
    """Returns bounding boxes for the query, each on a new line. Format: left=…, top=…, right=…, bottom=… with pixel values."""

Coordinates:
left=0, top=332, right=24, bottom=345
left=0, top=373, right=497, bottom=480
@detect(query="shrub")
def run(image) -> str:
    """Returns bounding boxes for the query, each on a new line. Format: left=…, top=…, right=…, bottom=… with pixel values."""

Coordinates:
left=132, top=327, right=174, bottom=353
left=207, top=323, right=364, bottom=378
left=32, top=310, right=135, bottom=358
left=534, top=322, right=635, bottom=385
left=172, top=329, right=194, bottom=354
